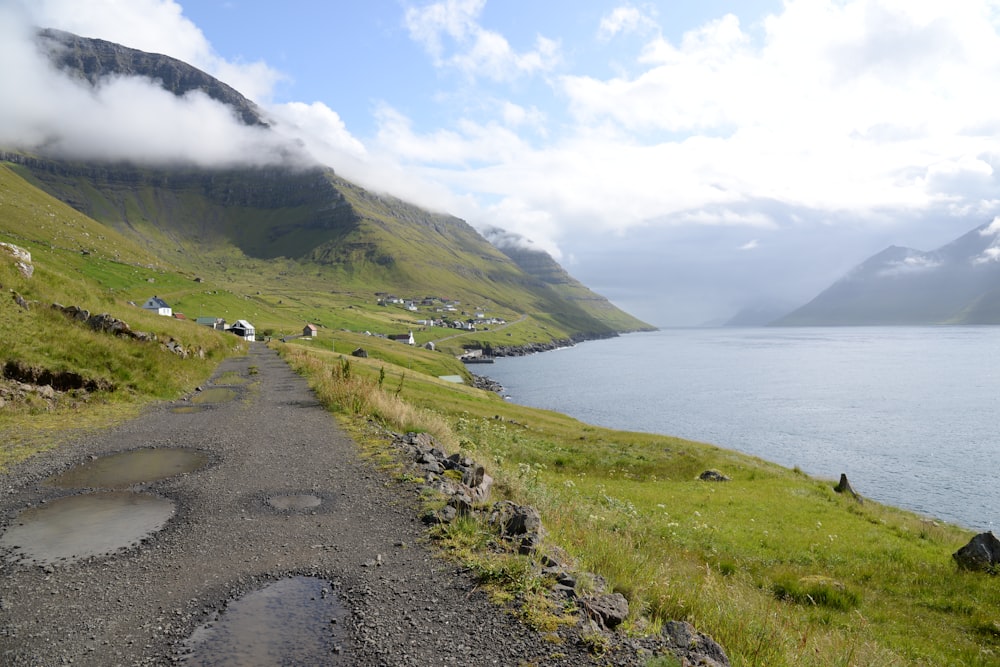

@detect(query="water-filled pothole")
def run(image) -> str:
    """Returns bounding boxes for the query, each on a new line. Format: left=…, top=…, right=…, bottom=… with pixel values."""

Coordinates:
left=191, top=388, right=237, bottom=404
left=172, top=405, right=202, bottom=414
left=181, top=576, right=349, bottom=665
left=46, top=447, right=210, bottom=489
left=213, top=371, right=248, bottom=386
left=266, top=494, right=323, bottom=511
left=0, top=492, right=175, bottom=565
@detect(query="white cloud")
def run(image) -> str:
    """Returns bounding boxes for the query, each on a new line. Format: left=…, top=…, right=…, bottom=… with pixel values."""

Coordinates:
left=15, top=0, right=284, bottom=101
left=739, top=239, right=760, bottom=251
left=878, top=254, right=942, bottom=276
left=404, top=0, right=560, bottom=81
left=598, top=6, right=657, bottom=40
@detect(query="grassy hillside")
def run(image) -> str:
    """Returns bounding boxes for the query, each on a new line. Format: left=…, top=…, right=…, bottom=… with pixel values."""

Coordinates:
left=280, top=340, right=998, bottom=667
left=6, top=155, right=651, bottom=341
left=0, top=164, right=244, bottom=465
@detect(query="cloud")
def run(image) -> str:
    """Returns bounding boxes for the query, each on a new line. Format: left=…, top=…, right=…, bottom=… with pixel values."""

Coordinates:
left=739, top=239, right=760, bottom=251
left=598, top=6, right=658, bottom=40
left=0, top=5, right=305, bottom=168
left=404, top=0, right=560, bottom=81
left=14, top=0, right=285, bottom=101
left=878, top=254, right=942, bottom=276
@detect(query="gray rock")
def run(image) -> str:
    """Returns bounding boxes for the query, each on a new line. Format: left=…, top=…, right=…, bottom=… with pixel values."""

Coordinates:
left=698, top=470, right=730, bottom=482
left=953, top=532, right=1000, bottom=572
left=661, top=620, right=731, bottom=666
left=580, top=592, right=629, bottom=630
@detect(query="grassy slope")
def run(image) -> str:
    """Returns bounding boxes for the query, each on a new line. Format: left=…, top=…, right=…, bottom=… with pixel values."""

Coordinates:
left=279, top=339, right=998, bottom=667
left=8, top=157, right=651, bottom=343
left=0, top=164, right=245, bottom=465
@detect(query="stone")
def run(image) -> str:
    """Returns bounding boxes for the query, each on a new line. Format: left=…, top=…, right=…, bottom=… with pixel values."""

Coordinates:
left=489, top=501, right=544, bottom=554
left=462, top=464, right=486, bottom=488
left=580, top=592, right=629, bottom=630
left=699, top=470, right=730, bottom=482
left=1, top=243, right=33, bottom=278
left=953, top=532, right=1000, bottom=572
left=833, top=473, right=862, bottom=502
left=661, top=620, right=731, bottom=667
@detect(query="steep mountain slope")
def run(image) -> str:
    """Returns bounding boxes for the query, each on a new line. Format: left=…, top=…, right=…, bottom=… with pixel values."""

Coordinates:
left=6, top=28, right=650, bottom=338
left=775, top=223, right=1000, bottom=325
left=36, top=28, right=267, bottom=127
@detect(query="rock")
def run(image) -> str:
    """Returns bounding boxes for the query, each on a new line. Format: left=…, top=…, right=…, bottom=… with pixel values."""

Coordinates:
left=461, top=464, right=485, bottom=488
left=699, top=470, right=730, bottom=482
left=1, top=243, right=33, bottom=278
left=953, top=532, right=1000, bottom=572
left=12, top=292, right=29, bottom=310
left=661, top=620, right=731, bottom=666
left=580, top=592, right=629, bottom=630
left=489, top=501, right=543, bottom=555
left=351, top=347, right=368, bottom=358
left=833, top=473, right=863, bottom=502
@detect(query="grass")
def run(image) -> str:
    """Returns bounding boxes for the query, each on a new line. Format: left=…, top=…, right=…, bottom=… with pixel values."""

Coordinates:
left=275, top=341, right=1000, bottom=667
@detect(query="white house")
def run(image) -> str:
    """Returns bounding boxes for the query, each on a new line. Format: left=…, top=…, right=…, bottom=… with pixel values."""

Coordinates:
left=228, top=319, right=256, bottom=341
left=388, top=331, right=415, bottom=345
left=141, top=296, right=172, bottom=317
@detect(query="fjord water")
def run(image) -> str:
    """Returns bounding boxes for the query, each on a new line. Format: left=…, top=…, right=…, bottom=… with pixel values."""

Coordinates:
left=486, top=327, right=999, bottom=532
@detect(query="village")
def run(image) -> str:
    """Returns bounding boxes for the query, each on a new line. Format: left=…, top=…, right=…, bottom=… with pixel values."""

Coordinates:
left=138, top=292, right=507, bottom=360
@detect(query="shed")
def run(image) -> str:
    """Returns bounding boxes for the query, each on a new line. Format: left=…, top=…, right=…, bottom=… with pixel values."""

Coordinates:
left=228, top=319, right=256, bottom=341
left=303, top=323, right=319, bottom=338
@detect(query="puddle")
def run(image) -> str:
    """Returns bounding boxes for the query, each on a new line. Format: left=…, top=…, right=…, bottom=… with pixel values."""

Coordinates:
left=182, top=576, right=348, bottom=665
left=46, top=448, right=210, bottom=489
left=191, top=388, right=237, bottom=404
left=172, top=405, right=202, bottom=414
left=213, top=371, right=248, bottom=386
left=0, top=492, right=175, bottom=565
left=266, top=494, right=322, bottom=511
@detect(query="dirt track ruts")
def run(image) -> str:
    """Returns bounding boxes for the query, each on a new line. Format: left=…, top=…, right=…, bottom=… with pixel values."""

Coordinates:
left=0, top=344, right=610, bottom=665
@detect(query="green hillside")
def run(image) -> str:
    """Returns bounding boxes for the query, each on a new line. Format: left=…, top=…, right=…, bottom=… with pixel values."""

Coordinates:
left=5, top=153, right=650, bottom=342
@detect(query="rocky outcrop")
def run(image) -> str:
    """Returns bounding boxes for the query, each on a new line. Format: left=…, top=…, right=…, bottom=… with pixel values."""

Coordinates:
left=699, top=470, right=730, bottom=482
left=1, top=243, right=33, bottom=278
left=953, top=532, right=1000, bottom=572
left=383, top=427, right=731, bottom=666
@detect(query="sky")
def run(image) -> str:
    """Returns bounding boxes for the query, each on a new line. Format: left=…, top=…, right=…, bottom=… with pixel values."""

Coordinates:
left=4, top=0, right=1000, bottom=326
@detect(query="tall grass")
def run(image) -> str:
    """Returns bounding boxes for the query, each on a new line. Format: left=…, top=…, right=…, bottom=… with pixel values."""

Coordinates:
left=280, top=342, right=1000, bottom=667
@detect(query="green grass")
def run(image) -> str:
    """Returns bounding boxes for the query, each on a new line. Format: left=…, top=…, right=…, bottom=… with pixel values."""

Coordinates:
left=277, top=342, right=1000, bottom=667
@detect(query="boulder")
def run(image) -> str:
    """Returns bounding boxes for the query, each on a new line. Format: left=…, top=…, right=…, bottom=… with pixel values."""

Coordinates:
left=661, top=620, right=731, bottom=667
left=1, top=242, right=33, bottom=278
left=489, top=501, right=544, bottom=554
left=580, top=592, right=629, bottom=630
left=699, top=470, right=730, bottom=482
left=834, top=473, right=863, bottom=502
left=953, top=532, right=1000, bottom=572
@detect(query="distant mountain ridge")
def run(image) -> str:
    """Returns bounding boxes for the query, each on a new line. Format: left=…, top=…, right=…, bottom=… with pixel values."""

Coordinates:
left=6, top=28, right=650, bottom=338
left=775, top=222, right=1000, bottom=325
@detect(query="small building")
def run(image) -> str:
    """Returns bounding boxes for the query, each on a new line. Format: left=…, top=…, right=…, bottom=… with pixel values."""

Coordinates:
left=196, top=317, right=227, bottom=330
left=303, top=323, right=319, bottom=338
left=388, top=331, right=415, bottom=345
left=228, top=319, right=256, bottom=341
left=141, top=296, right=172, bottom=317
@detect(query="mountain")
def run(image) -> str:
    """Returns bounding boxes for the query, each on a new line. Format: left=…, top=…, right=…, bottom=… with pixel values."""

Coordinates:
left=3, top=28, right=650, bottom=340
left=775, top=223, right=1000, bottom=325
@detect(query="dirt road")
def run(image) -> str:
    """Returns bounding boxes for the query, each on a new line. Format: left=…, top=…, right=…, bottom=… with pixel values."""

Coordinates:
left=0, top=345, right=603, bottom=665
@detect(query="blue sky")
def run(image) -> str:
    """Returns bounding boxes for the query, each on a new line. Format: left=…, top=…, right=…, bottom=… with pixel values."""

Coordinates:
left=6, top=0, right=1000, bottom=325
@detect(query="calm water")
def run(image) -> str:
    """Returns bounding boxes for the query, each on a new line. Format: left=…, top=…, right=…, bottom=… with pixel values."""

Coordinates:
left=485, top=327, right=999, bottom=531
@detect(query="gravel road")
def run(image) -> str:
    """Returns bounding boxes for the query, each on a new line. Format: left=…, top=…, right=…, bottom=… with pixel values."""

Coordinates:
left=0, top=345, right=611, bottom=666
